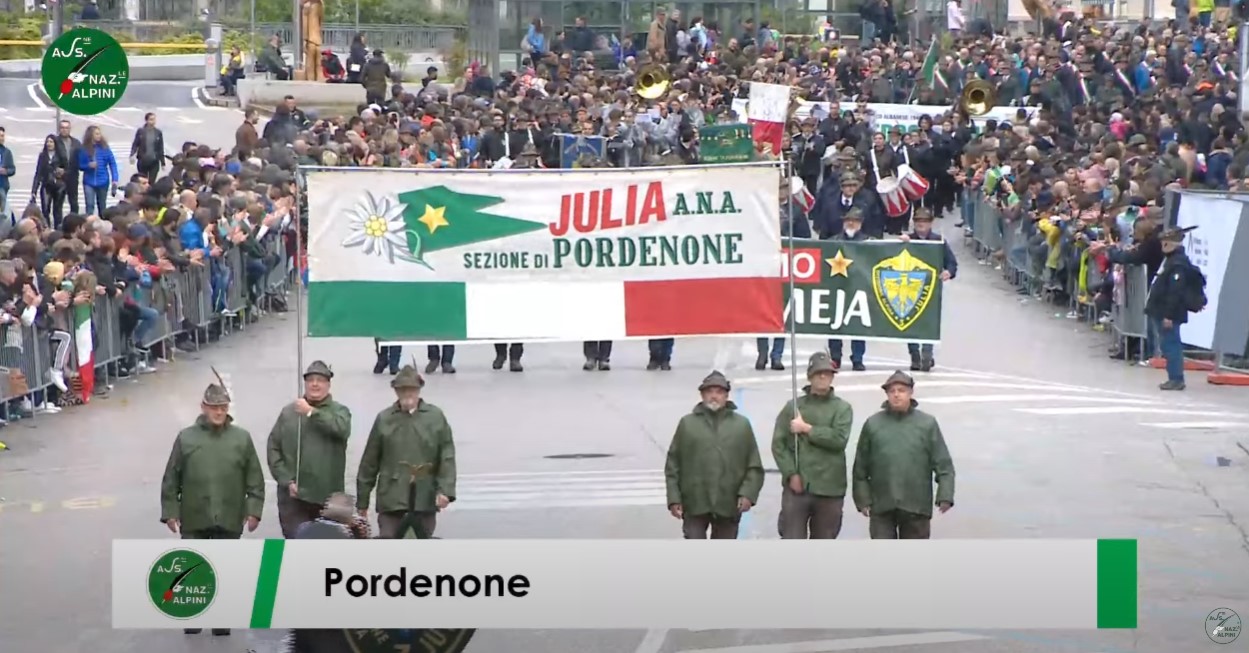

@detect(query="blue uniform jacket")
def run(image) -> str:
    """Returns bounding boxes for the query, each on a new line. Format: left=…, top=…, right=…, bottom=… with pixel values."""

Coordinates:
left=908, top=229, right=958, bottom=278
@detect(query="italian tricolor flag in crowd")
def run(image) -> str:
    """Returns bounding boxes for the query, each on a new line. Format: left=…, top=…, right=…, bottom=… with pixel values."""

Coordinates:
left=73, top=301, right=94, bottom=401
left=747, top=81, right=791, bottom=156
left=305, top=169, right=784, bottom=342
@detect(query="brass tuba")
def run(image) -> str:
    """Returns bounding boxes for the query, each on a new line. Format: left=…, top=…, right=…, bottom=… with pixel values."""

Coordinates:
left=959, top=79, right=996, bottom=117
left=635, top=64, right=671, bottom=100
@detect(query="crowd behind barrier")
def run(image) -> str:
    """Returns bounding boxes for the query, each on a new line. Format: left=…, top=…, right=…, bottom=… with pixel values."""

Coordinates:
left=0, top=238, right=293, bottom=421
left=962, top=191, right=1153, bottom=358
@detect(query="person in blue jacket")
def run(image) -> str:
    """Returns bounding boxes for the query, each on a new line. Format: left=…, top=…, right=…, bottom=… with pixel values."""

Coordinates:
left=77, top=126, right=119, bottom=216
left=899, top=208, right=957, bottom=372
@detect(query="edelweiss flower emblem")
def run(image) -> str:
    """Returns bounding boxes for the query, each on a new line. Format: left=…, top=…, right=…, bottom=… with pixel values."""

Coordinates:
left=341, top=192, right=426, bottom=265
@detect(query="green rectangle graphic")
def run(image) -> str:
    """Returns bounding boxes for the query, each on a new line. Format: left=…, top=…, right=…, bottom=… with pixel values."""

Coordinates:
left=1097, top=539, right=1138, bottom=629
left=307, top=281, right=468, bottom=339
left=250, top=539, right=286, bottom=629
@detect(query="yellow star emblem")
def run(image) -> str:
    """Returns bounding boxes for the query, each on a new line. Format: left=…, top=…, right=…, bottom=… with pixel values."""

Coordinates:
left=826, top=250, right=853, bottom=277
left=418, top=205, right=449, bottom=234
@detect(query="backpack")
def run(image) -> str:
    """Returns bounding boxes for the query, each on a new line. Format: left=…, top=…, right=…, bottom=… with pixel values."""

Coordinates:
left=1183, top=263, right=1207, bottom=312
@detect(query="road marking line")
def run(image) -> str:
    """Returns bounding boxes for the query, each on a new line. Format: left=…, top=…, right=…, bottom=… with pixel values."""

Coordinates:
left=1139, top=421, right=1247, bottom=430
left=26, top=82, right=47, bottom=109
left=634, top=629, right=670, bottom=653
left=114, top=107, right=143, bottom=111
left=670, top=631, right=991, bottom=653
left=1017, top=406, right=1248, bottom=417
left=192, top=85, right=208, bottom=109
left=921, top=394, right=1155, bottom=405
left=734, top=372, right=990, bottom=385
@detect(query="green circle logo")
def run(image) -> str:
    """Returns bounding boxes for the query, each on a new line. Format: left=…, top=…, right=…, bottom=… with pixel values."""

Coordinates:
left=40, top=28, right=129, bottom=115
left=147, top=549, right=218, bottom=620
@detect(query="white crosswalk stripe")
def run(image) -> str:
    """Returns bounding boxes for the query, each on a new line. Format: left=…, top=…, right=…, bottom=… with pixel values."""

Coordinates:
left=727, top=343, right=1241, bottom=428
left=449, top=469, right=667, bottom=512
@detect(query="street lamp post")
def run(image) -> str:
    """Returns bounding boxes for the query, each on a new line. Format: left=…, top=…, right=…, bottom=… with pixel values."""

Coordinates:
left=52, top=0, right=64, bottom=126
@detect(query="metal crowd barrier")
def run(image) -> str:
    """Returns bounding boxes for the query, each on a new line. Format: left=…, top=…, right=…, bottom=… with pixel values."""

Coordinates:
left=962, top=192, right=1149, bottom=357
left=0, top=237, right=294, bottom=418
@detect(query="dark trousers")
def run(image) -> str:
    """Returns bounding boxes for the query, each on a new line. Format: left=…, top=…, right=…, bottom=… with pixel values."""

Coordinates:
left=884, top=212, right=911, bottom=235
left=376, top=344, right=401, bottom=372
left=583, top=340, right=612, bottom=361
left=427, top=344, right=456, bottom=363
left=494, top=342, right=523, bottom=361
left=868, top=510, right=932, bottom=539
left=64, top=175, right=79, bottom=213
left=276, top=491, right=324, bottom=539
left=378, top=510, right=437, bottom=539
left=779, top=489, right=844, bottom=539
left=182, top=527, right=241, bottom=540
left=138, top=160, right=161, bottom=183
left=829, top=339, right=865, bottom=364
left=682, top=514, right=740, bottom=539
left=648, top=338, right=674, bottom=362
left=39, top=186, right=65, bottom=228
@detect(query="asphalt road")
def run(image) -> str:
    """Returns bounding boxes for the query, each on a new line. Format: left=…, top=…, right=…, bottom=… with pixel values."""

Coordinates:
left=0, top=78, right=244, bottom=216
left=1, top=82, right=1248, bottom=652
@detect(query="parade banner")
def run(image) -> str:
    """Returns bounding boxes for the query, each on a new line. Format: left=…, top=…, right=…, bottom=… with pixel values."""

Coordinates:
left=699, top=124, right=755, bottom=163
left=779, top=239, right=946, bottom=343
left=1173, top=192, right=1249, bottom=353
left=792, top=101, right=1037, bottom=134
left=113, top=539, right=1138, bottom=629
left=305, top=166, right=784, bottom=342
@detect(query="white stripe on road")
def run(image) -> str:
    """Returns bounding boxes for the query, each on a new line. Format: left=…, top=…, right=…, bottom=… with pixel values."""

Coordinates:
left=26, top=82, right=47, bottom=109
left=1016, top=407, right=1248, bottom=417
left=633, top=629, right=670, bottom=653
left=920, top=394, right=1155, bottom=405
left=734, top=372, right=991, bottom=385
left=1139, top=421, right=1247, bottom=430
left=192, top=85, right=208, bottom=110
left=670, top=632, right=991, bottom=653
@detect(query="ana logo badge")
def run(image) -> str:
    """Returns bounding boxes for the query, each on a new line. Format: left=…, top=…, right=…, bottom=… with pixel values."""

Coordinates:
left=871, top=248, right=937, bottom=332
left=40, top=28, right=129, bottom=115
left=147, top=549, right=218, bottom=619
left=1207, top=608, right=1241, bottom=644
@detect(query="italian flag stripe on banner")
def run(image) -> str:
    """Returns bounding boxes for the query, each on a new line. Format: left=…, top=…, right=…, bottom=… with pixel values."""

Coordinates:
left=305, top=167, right=784, bottom=342
left=308, top=277, right=780, bottom=339
left=73, top=301, right=94, bottom=401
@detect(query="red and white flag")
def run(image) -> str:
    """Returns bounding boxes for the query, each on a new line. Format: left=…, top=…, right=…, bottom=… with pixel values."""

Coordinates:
left=790, top=177, right=815, bottom=213
left=748, top=82, right=790, bottom=156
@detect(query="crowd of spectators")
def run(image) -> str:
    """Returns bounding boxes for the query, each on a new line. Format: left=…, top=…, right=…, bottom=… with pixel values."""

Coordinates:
left=1, top=3, right=1241, bottom=432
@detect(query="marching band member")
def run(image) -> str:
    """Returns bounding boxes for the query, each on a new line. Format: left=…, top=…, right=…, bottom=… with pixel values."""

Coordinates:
left=899, top=209, right=957, bottom=371
left=828, top=209, right=871, bottom=371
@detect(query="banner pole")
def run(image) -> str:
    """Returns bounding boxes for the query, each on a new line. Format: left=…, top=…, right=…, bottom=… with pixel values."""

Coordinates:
left=784, top=158, right=799, bottom=473
left=294, top=173, right=306, bottom=490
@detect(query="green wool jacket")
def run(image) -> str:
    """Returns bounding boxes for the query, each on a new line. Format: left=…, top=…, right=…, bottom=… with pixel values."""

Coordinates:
left=266, top=395, right=353, bottom=506
left=851, top=400, right=956, bottom=518
left=356, top=400, right=457, bottom=513
left=771, top=386, right=854, bottom=497
left=160, top=415, right=266, bottom=533
left=665, top=401, right=765, bottom=519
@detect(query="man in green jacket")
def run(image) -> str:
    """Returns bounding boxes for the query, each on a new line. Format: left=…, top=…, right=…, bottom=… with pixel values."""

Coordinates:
left=852, top=370, right=956, bottom=539
left=356, top=365, right=458, bottom=538
left=665, top=371, right=764, bottom=539
left=267, top=360, right=353, bottom=538
left=160, top=375, right=265, bottom=637
left=773, top=351, right=854, bottom=539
